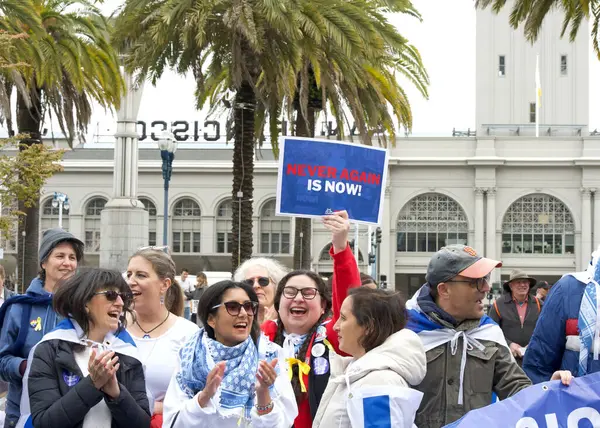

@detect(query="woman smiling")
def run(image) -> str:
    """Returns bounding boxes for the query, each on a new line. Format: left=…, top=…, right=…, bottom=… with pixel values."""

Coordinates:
left=261, top=210, right=361, bottom=428
left=17, top=269, right=150, bottom=428
left=163, top=280, right=297, bottom=427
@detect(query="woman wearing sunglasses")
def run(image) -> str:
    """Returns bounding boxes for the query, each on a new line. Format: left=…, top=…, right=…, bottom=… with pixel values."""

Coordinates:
left=234, top=258, right=288, bottom=324
left=261, top=210, right=361, bottom=428
left=163, top=280, right=297, bottom=427
left=17, top=269, right=150, bottom=428
left=126, top=248, right=199, bottom=428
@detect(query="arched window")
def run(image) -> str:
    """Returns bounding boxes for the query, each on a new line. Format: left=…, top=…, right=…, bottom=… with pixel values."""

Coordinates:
left=502, top=194, right=575, bottom=255
left=397, top=193, right=468, bottom=252
left=172, top=198, right=201, bottom=253
left=259, top=199, right=290, bottom=254
left=84, top=197, right=107, bottom=252
left=139, top=198, right=157, bottom=247
left=216, top=199, right=233, bottom=253
left=40, top=197, right=70, bottom=233
left=319, top=243, right=364, bottom=262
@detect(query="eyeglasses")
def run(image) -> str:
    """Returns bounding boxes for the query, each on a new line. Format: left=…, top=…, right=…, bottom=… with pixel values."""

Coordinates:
left=282, top=286, right=319, bottom=300
left=212, top=300, right=259, bottom=316
left=446, top=275, right=491, bottom=292
left=94, top=290, right=133, bottom=304
left=242, top=276, right=271, bottom=287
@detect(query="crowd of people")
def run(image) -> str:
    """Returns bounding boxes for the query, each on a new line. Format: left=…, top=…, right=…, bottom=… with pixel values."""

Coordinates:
left=0, top=210, right=597, bottom=427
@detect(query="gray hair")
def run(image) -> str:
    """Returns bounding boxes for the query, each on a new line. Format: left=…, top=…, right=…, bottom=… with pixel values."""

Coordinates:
left=233, top=257, right=289, bottom=286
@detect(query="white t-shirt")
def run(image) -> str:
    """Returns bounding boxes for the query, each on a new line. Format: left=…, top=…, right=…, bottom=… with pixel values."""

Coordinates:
left=132, top=316, right=199, bottom=403
left=73, top=347, right=112, bottom=428
left=180, top=277, right=195, bottom=296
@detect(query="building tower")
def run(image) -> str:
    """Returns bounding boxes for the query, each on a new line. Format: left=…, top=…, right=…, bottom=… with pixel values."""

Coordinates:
left=476, top=5, right=589, bottom=136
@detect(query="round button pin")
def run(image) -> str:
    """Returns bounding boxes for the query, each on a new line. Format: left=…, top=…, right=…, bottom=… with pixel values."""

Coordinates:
left=311, top=343, right=326, bottom=358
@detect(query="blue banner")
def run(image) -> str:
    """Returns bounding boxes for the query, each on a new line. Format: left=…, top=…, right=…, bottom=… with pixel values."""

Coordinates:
left=445, top=372, right=600, bottom=428
left=276, top=137, right=388, bottom=224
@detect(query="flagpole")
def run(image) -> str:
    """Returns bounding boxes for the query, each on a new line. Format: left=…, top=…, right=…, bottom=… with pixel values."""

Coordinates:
left=535, top=54, right=540, bottom=138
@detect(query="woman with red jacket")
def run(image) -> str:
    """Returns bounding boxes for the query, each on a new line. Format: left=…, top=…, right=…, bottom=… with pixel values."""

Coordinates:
left=261, top=210, right=360, bottom=428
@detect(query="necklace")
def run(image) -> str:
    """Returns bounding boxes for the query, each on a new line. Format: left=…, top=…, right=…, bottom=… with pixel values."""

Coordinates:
left=136, top=311, right=170, bottom=339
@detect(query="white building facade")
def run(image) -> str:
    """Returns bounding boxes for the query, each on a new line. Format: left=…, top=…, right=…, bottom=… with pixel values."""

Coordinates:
left=1, top=6, right=599, bottom=298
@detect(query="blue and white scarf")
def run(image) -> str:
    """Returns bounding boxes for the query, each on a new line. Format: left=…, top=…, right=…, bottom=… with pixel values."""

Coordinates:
left=176, top=329, right=260, bottom=420
left=17, top=318, right=140, bottom=428
left=570, top=247, right=600, bottom=375
left=406, top=286, right=510, bottom=405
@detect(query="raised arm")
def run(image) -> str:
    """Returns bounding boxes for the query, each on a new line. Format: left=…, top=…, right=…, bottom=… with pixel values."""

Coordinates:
left=323, top=211, right=361, bottom=354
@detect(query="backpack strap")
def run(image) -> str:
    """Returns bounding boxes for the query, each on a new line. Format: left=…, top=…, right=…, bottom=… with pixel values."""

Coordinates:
left=493, top=300, right=502, bottom=320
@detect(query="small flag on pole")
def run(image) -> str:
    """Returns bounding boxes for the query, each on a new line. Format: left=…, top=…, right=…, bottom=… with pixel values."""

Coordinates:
left=535, top=55, right=541, bottom=137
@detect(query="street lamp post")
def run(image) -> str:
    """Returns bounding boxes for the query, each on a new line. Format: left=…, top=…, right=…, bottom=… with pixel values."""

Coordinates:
left=51, top=192, right=70, bottom=229
left=158, top=131, right=177, bottom=246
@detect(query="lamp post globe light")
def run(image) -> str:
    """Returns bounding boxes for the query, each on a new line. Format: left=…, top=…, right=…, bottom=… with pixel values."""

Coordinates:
left=158, top=131, right=177, bottom=246
left=51, top=192, right=70, bottom=229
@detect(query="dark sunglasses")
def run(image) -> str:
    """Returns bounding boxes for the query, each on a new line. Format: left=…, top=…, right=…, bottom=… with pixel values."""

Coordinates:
left=94, top=290, right=133, bottom=304
left=282, top=286, right=319, bottom=300
left=242, top=276, right=271, bottom=287
left=212, top=300, right=259, bottom=317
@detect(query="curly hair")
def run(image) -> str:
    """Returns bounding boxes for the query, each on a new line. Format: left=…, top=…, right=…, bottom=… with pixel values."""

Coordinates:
left=272, top=270, right=332, bottom=400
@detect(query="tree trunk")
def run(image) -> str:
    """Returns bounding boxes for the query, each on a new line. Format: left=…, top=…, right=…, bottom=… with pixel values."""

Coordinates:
left=231, top=79, right=256, bottom=273
left=16, top=88, right=42, bottom=291
left=293, top=106, right=316, bottom=270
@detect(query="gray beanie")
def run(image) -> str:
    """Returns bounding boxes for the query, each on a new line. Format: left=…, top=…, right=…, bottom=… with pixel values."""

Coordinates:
left=39, top=228, right=84, bottom=266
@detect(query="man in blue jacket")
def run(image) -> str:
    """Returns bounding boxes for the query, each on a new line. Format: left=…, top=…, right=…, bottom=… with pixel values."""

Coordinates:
left=0, top=229, right=83, bottom=427
left=523, top=250, right=600, bottom=383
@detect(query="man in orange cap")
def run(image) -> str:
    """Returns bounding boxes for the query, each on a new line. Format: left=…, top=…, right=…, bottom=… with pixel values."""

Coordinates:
left=406, top=245, right=562, bottom=427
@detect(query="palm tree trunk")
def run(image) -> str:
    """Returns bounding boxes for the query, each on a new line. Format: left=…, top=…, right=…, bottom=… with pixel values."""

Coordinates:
left=231, top=80, right=256, bottom=273
left=293, top=106, right=316, bottom=270
left=16, top=88, right=42, bottom=290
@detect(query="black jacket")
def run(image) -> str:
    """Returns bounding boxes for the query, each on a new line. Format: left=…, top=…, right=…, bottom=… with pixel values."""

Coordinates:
left=27, top=339, right=151, bottom=428
left=489, top=293, right=542, bottom=351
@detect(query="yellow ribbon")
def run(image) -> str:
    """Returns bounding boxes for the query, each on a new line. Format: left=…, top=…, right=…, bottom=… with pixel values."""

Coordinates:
left=322, top=338, right=334, bottom=352
left=286, top=358, right=311, bottom=392
left=34, top=317, right=42, bottom=331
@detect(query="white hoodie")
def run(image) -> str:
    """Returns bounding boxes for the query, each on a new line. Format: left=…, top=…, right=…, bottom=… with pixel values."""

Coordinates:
left=312, top=329, right=426, bottom=428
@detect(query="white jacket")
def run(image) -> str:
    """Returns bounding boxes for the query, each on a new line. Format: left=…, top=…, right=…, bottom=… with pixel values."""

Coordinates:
left=163, top=336, right=298, bottom=428
left=312, top=329, right=427, bottom=428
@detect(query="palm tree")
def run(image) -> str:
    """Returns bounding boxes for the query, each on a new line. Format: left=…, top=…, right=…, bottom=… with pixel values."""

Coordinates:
left=114, top=0, right=390, bottom=271
left=476, top=0, right=600, bottom=58
left=277, top=0, right=429, bottom=269
left=0, top=0, right=124, bottom=285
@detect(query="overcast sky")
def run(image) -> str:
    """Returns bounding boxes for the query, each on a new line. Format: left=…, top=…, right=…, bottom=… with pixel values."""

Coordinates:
left=86, top=0, right=600, bottom=140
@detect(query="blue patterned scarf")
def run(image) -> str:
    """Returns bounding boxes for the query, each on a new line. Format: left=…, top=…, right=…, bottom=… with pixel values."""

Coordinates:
left=578, top=249, right=600, bottom=375
left=176, top=328, right=258, bottom=419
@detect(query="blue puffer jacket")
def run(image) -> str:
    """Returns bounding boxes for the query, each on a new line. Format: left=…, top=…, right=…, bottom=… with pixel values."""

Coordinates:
left=522, top=274, right=600, bottom=383
left=0, top=278, right=59, bottom=425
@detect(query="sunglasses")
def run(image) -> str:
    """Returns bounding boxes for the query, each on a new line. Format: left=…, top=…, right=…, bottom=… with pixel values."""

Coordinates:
left=242, top=276, right=271, bottom=287
left=137, top=245, right=170, bottom=255
left=446, top=274, right=491, bottom=293
left=94, top=290, right=133, bottom=304
left=212, top=300, right=259, bottom=317
left=282, top=286, right=319, bottom=300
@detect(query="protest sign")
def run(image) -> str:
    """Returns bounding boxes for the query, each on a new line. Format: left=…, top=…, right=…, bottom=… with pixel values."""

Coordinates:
left=276, top=137, right=389, bottom=225
left=444, top=371, right=600, bottom=428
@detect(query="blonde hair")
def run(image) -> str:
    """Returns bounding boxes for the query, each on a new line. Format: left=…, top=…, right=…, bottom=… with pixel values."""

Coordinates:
left=129, top=249, right=184, bottom=316
left=233, top=257, right=289, bottom=286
